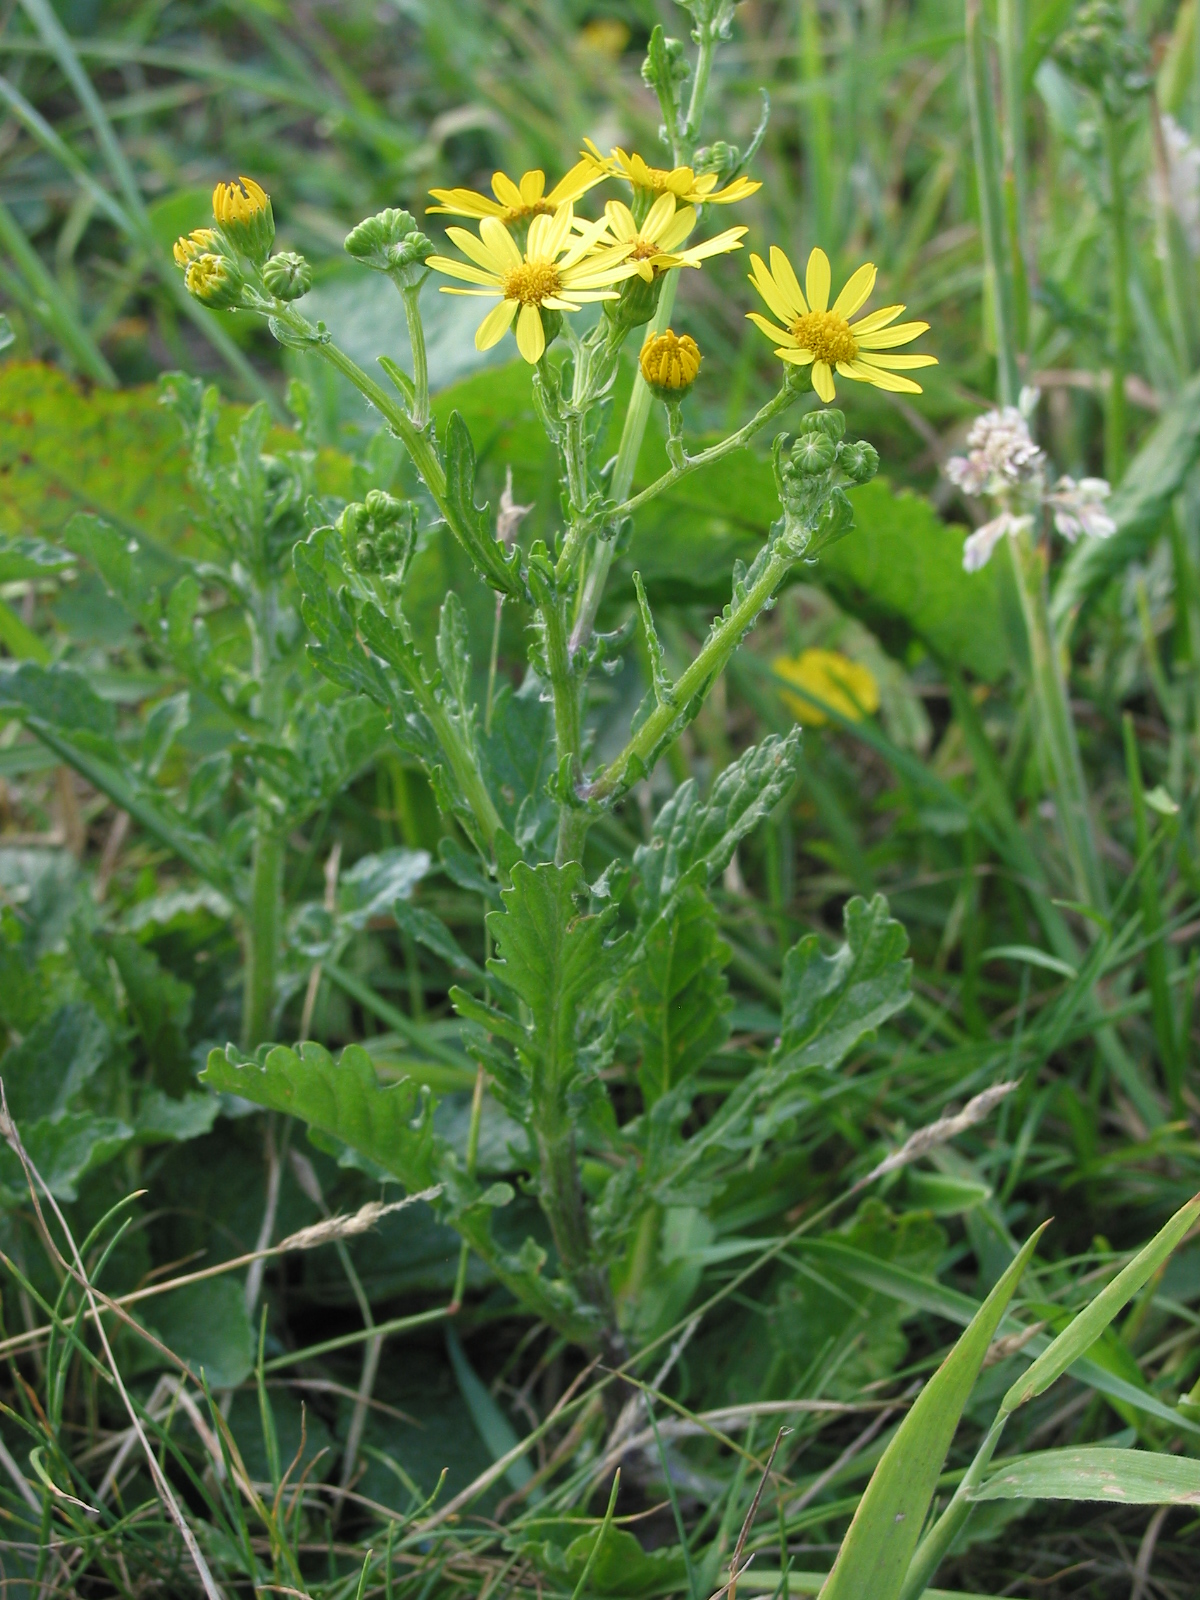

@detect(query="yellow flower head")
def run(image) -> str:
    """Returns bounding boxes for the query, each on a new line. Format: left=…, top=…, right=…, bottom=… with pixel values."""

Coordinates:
left=172, top=227, right=219, bottom=268
left=426, top=202, right=638, bottom=364
left=748, top=247, right=936, bottom=404
left=183, top=253, right=244, bottom=310
left=427, top=162, right=604, bottom=226
left=640, top=329, right=701, bottom=396
left=581, top=139, right=761, bottom=205
left=211, top=176, right=274, bottom=263
left=601, top=193, right=746, bottom=282
left=773, top=649, right=879, bottom=725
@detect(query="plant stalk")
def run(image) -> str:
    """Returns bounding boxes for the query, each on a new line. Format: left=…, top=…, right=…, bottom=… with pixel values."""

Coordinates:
left=966, top=0, right=1020, bottom=405
left=1103, top=107, right=1131, bottom=480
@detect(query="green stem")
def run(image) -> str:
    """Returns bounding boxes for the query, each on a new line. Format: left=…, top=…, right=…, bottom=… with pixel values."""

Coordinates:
left=682, top=25, right=717, bottom=145
left=591, top=537, right=795, bottom=803
left=898, top=1418, right=1007, bottom=1600
left=399, top=281, right=430, bottom=429
left=966, top=0, right=1020, bottom=405
left=242, top=825, right=284, bottom=1050
left=997, top=0, right=1030, bottom=354
left=1122, top=713, right=1180, bottom=1113
left=614, top=380, right=799, bottom=521
left=1009, top=527, right=1107, bottom=913
left=1104, top=108, right=1130, bottom=481
left=570, top=274, right=681, bottom=657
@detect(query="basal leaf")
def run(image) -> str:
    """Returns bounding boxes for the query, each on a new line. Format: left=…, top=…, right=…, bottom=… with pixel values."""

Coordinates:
left=200, top=1041, right=438, bottom=1192
left=817, top=1225, right=1044, bottom=1600
left=0, top=1002, right=109, bottom=1123
left=972, top=1447, right=1200, bottom=1505
left=146, top=1277, right=254, bottom=1390
left=0, top=1111, right=133, bottom=1204
left=774, top=894, right=912, bottom=1071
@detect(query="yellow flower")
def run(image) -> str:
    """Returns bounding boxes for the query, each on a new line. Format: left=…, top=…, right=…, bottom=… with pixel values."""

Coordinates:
left=211, top=176, right=274, bottom=263
left=747, top=246, right=936, bottom=404
left=427, top=162, right=603, bottom=225
left=426, top=202, right=638, bottom=364
left=600, top=194, right=746, bottom=282
left=581, top=139, right=760, bottom=205
left=773, top=649, right=879, bottom=725
left=640, top=329, right=701, bottom=396
left=183, top=253, right=244, bottom=309
left=172, top=227, right=219, bottom=267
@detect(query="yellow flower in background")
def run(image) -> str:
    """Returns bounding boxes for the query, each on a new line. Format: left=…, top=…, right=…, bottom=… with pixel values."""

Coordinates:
left=773, top=648, right=879, bottom=725
left=748, top=246, right=936, bottom=404
left=578, top=17, right=630, bottom=56
left=639, top=329, right=701, bottom=396
left=426, top=202, right=638, bottom=364
left=427, top=162, right=604, bottom=225
left=600, top=194, right=746, bottom=281
left=581, top=139, right=761, bottom=205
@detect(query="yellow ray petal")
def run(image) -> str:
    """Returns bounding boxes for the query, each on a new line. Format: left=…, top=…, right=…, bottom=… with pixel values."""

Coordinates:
left=768, top=247, right=808, bottom=318
left=841, top=359, right=922, bottom=392
left=491, top=172, right=525, bottom=209
left=547, top=158, right=606, bottom=205
left=805, top=248, right=831, bottom=314
left=526, top=213, right=553, bottom=258
left=777, top=346, right=815, bottom=365
left=475, top=297, right=518, bottom=350
left=746, top=310, right=795, bottom=344
left=832, top=261, right=877, bottom=320
left=438, top=287, right=505, bottom=297
left=604, top=200, right=638, bottom=241
left=811, top=359, right=836, bottom=401
left=849, top=303, right=905, bottom=335
left=643, top=191, right=678, bottom=236
left=658, top=206, right=698, bottom=249
left=516, top=303, right=546, bottom=363
left=856, top=320, right=930, bottom=350
left=857, top=351, right=938, bottom=369
left=479, top=217, right=522, bottom=269
left=445, top=226, right=507, bottom=275
left=685, top=226, right=747, bottom=260
left=426, top=255, right=500, bottom=286
left=518, top=170, right=546, bottom=205
left=427, top=187, right=504, bottom=218
left=750, top=258, right=798, bottom=326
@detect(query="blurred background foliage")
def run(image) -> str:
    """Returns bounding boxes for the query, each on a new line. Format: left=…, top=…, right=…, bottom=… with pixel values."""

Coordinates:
left=2, top=1, right=1200, bottom=1597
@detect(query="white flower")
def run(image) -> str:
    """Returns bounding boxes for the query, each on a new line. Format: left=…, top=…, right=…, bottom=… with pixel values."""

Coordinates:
left=962, top=511, right=1032, bottom=572
left=945, top=405, right=1045, bottom=499
left=1047, top=475, right=1116, bottom=543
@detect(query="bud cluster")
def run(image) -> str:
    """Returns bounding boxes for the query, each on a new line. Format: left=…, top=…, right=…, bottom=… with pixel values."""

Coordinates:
left=338, top=491, right=418, bottom=583
left=774, top=409, right=878, bottom=558
left=174, top=175, right=314, bottom=316
left=1055, top=0, right=1150, bottom=117
left=344, top=209, right=434, bottom=289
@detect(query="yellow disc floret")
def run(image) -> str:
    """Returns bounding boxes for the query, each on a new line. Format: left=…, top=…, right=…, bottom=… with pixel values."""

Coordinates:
left=640, top=329, right=701, bottom=396
left=790, top=309, right=859, bottom=368
left=502, top=260, right=563, bottom=305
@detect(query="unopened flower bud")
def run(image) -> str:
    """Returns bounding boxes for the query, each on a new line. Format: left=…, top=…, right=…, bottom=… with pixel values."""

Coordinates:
left=791, top=433, right=836, bottom=476
left=640, top=329, right=701, bottom=398
left=184, top=253, right=245, bottom=310
left=344, top=209, right=434, bottom=286
left=263, top=251, right=313, bottom=301
left=212, top=176, right=275, bottom=265
left=838, top=439, right=879, bottom=484
left=798, top=407, right=845, bottom=442
left=173, top=228, right=220, bottom=268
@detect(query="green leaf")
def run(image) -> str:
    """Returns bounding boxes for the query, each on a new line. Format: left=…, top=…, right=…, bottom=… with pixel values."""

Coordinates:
left=0, top=1111, right=132, bottom=1204
left=146, top=1277, right=254, bottom=1390
left=561, top=1527, right=689, bottom=1598
left=61, top=510, right=181, bottom=620
left=636, top=732, right=802, bottom=920
left=485, top=861, right=618, bottom=1095
left=626, top=884, right=731, bottom=1106
left=0, top=660, right=116, bottom=744
left=200, top=1042, right=439, bottom=1192
left=817, top=1224, right=1045, bottom=1600
left=1052, top=368, right=1200, bottom=623
left=634, top=570, right=674, bottom=708
left=774, top=894, right=912, bottom=1071
left=393, top=901, right=483, bottom=978
left=105, top=934, right=194, bottom=1095
left=443, top=410, right=524, bottom=597
left=0, top=535, right=73, bottom=583
left=0, top=1002, right=109, bottom=1122
left=133, top=1088, right=220, bottom=1144
left=1000, top=1191, right=1200, bottom=1417
left=971, top=1447, right=1200, bottom=1505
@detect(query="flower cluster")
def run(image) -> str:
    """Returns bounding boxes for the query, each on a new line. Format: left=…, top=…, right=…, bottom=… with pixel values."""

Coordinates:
left=172, top=176, right=315, bottom=311
left=945, top=390, right=1116, bottom=571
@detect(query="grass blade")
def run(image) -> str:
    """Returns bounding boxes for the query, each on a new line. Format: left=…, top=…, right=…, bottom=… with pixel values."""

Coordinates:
left=971, top=1446, right=1200, bottom=1504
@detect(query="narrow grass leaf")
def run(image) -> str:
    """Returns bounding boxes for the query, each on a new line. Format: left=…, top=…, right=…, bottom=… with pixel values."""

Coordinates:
left=972, top=1446, right=1200, bottom=1504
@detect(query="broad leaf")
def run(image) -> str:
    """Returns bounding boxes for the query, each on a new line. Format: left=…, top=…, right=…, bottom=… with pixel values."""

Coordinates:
left=200, top=1042, right=438, bottom=1192
left=817, top=1224, right=1044, bottom=1600
left=0, top=1002, right=109, bottom=1122
left=774, top=894, right=912, bottom=1071
left=146, top=1278, right=254, bottom=1390
left=627, top=884, right=731, bottom=1105
left=0, top=1111, right=132, bottom=1204
left=973, top=1446, right=1200, bottom=1505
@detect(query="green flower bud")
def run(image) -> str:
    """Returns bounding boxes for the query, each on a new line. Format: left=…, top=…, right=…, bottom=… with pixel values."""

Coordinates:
left=798, top=407, right=845, bottom=442
left=345, top=209, right=434, bottom=287
left=604, top=270, right=664, bottom=332
left=838, top=440, right=879, bottom=485
left=263, top=251, right=313, bottom=301
left=1056, top=0, right=1149, bottom=116
left=338, top=491, right=417, bottom=578
left=790, top=432, right=836, bottom=476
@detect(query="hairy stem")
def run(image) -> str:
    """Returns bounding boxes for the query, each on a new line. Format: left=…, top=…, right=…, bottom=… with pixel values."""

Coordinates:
left=242, top=825, right=284, bottom=1050
left=400, top=282, right=430, bottom=429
